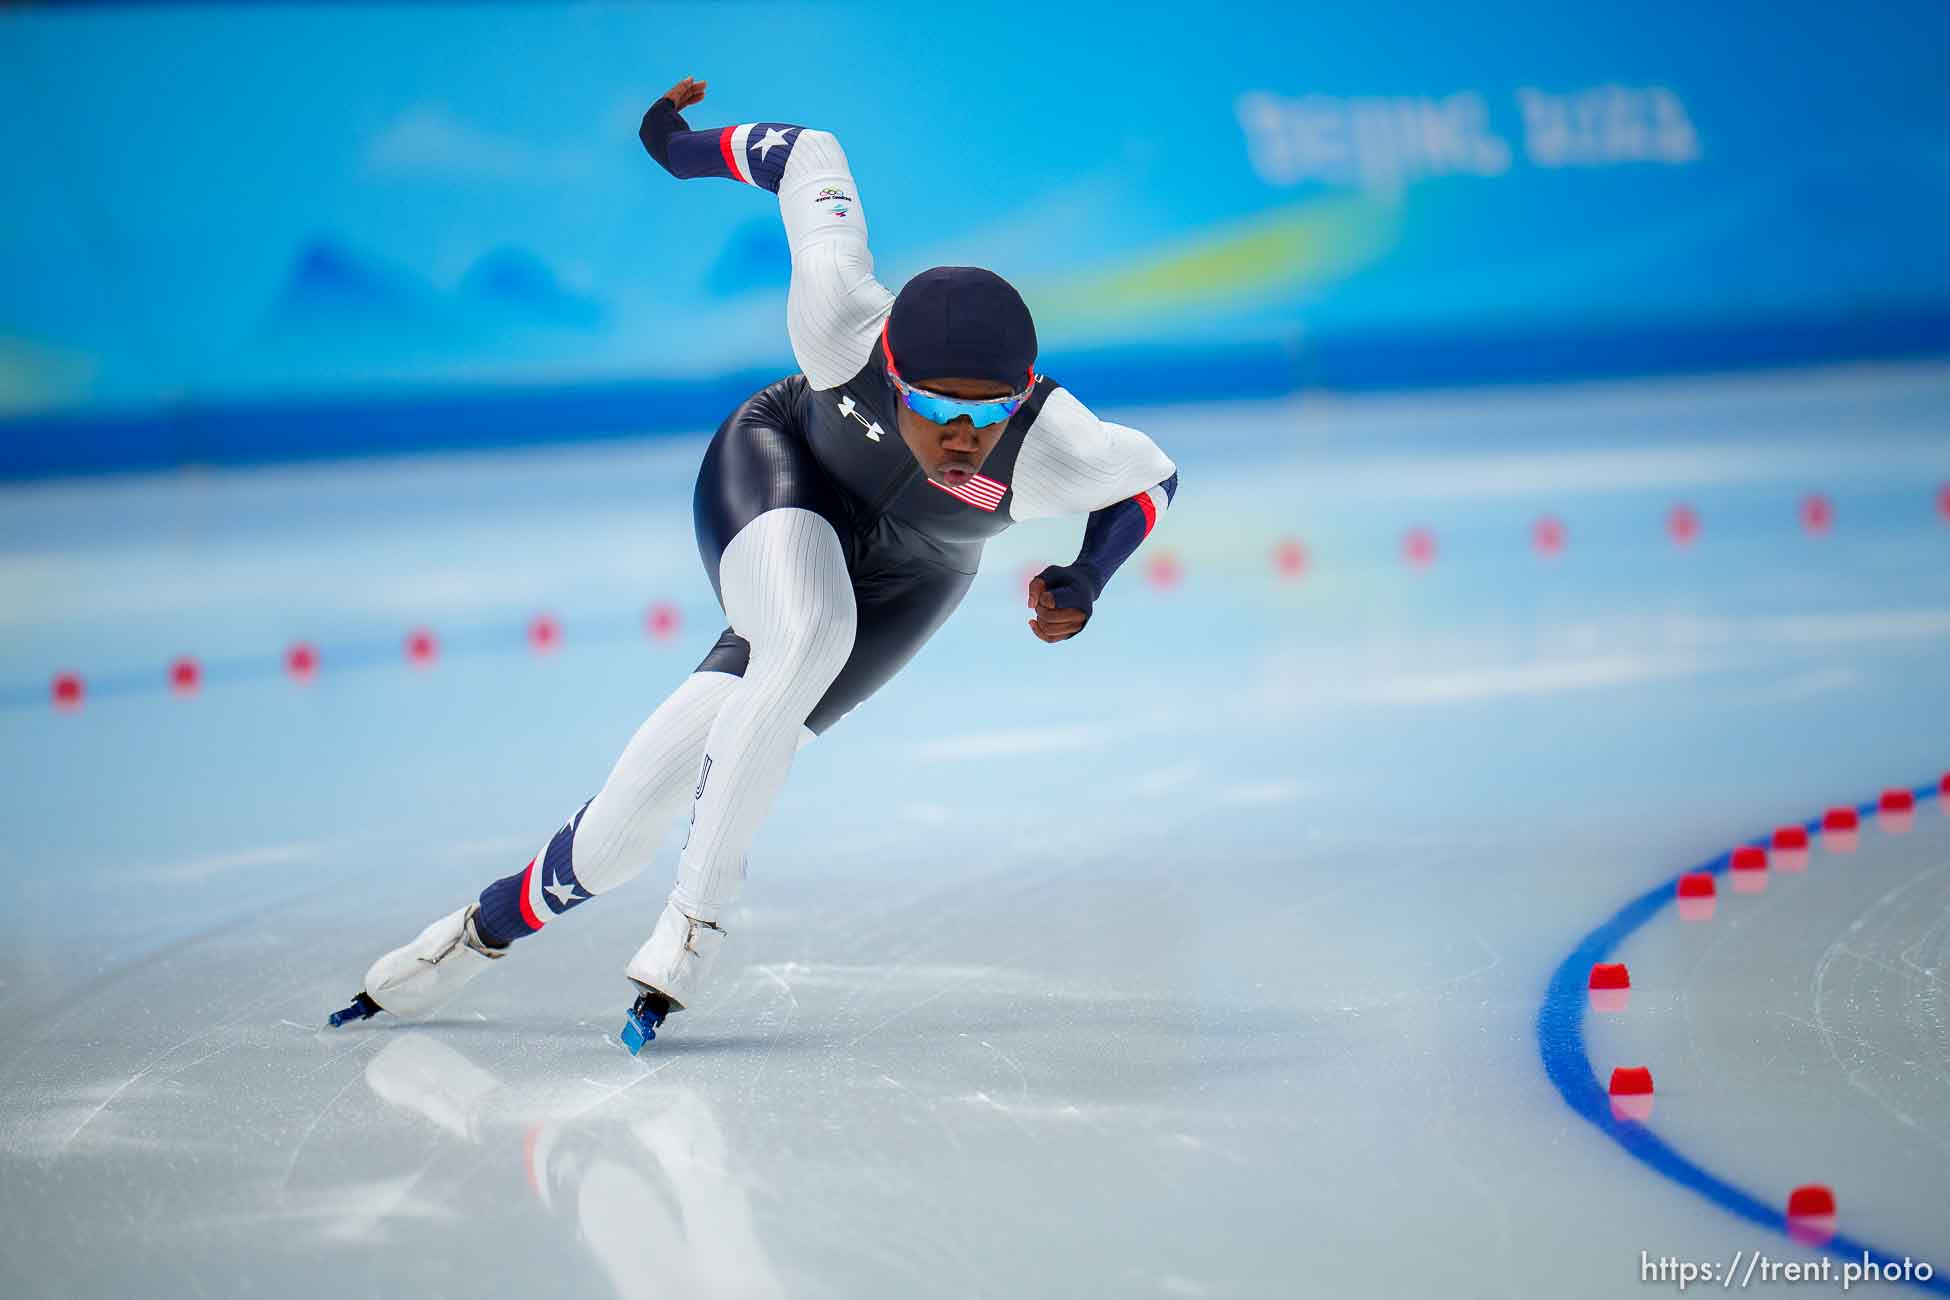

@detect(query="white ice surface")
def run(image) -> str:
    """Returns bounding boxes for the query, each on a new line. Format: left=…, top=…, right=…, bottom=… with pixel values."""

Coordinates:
left=1, top=364, right=1948, bottom=1298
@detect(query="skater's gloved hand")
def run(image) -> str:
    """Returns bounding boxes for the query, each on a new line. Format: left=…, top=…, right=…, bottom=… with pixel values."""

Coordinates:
left=642, top=77, right=709, bottom=170
left=1027, top=564, right=1097, bottom=642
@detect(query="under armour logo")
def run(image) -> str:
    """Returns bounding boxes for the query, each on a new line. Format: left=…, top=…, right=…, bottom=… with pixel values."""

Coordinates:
left=837, top=394, right=883, bottom=441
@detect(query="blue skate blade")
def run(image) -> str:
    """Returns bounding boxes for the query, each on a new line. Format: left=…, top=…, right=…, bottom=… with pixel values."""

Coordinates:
left=619, top=1009, right=659, bottom=1055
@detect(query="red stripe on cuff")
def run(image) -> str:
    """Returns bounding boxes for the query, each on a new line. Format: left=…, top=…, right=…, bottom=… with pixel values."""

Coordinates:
left=1133, top=489, right=1158, bottom=537
left=717, top=126, right=744, bottom=183
left=517, top=858, right=545, bottom=930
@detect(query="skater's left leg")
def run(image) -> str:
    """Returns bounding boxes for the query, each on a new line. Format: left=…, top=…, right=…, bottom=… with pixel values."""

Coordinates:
left=626, top=554, right=972, bottom=1020
left=623, top=508, right=857, bottom=1013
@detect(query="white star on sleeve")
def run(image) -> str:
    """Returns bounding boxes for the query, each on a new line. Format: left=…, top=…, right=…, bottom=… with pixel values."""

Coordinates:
left=544, top=879, right=582, bottom=908
left=752, top=126, right=795, bottom=161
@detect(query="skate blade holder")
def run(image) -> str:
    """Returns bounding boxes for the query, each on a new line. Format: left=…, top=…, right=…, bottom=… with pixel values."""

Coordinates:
left=328, top=992, right=381, bottom=1028
left=620, top=1009, right=659, bottom=1055
left=618, top=988, right=671, bottom=1056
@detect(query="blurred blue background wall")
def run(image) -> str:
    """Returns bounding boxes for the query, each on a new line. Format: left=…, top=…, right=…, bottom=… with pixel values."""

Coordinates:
left=4, top=0, right=1948, bottom=478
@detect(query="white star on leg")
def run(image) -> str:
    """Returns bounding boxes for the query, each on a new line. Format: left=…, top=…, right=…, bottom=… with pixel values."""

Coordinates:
left=544, top=879, right=582, bottom=908
left=751, top=126, right=795, bottom=161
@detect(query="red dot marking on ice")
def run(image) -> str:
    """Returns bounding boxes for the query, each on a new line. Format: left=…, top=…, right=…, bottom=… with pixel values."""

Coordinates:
left=1787, top=1185, right=1836, bottom=1218
left=1771, top=825, right=1810, bottom=850
left=1822, top=806, right=1859, bottom=831
left=1145, top=551, right=1183, bottom=589
left=1667, top=503, right=1700, bottom=546
left=1589, top=963, right=1630, bottom=991
left=1879, top=788, right=1915, bottom=813
left=1676, top=873, right=1717, bottom=899
left=1800, top=493, right=1833, bottom=535
left=51, top=672, right=84, bottom=711
left=528, top=614, right=561, bottom=653
left=1532, top=515, right=1566, bottom=556
left=1402, top=528, right=1437, bottom=568
left=286, top=642, right=319, bottom=682
left=168, top=656, right=201, bottom=696
left=1272, top=538, right=1307, bottom=579
left=1609, top=1066, right=1654, bottom=1097
left=645, top=602, right=681, bottom=642
left=1730, top=845, right=1768, bottom=872
left=406, top=629, right=439, bottom=666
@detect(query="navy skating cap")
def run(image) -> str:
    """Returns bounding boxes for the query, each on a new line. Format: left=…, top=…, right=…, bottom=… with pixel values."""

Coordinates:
left=886, top=266, right=1037, bottom=389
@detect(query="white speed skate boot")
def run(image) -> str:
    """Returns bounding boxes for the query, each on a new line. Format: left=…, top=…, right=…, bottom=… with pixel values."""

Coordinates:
left=618, top=900, right=727, bottom=1054
left=328, top=902, right=505, bottom=1027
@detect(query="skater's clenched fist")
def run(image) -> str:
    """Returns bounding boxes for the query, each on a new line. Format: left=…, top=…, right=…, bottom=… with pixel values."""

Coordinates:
left=1027, top=569, right=1093, bottom=642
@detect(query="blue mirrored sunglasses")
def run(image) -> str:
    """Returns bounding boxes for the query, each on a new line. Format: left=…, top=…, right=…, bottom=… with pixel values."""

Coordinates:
left=881, top=325, right=1031, bottom=429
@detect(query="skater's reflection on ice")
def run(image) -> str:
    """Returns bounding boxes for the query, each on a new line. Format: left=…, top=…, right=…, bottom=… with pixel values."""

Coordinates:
left=364, top=1035, right=784, bottom=1299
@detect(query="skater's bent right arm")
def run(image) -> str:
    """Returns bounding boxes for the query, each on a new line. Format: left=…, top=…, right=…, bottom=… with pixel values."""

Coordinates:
left=640, top=77, right=893, bottom=389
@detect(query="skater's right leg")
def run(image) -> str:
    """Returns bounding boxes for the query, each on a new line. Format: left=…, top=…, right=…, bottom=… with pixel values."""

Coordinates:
left=470, top=669, right=741, bottom=948
left=336, top=670, right=740, bottom=1023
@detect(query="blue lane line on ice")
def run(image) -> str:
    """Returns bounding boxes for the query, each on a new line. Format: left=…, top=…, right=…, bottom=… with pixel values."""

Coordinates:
left=0, top=614, right=692, bottom=717
left=1537, top=780, right=1949, bottom=1295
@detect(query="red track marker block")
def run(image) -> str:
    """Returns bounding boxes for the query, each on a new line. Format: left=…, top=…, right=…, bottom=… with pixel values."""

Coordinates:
left=1608, top=1066, right=1655, bottom=1122
left=1937, top=484, right=1949, bottom=523
left=168, top=656, right=201, bottom=696
left=1589, top=963, right=1630, bottom=990
left=1272, top=537, right=1307, bottom=579
left=1402, top=527, right=1436, bottom=568
left=1729, top=845, right=1768, bottom=890
left=528, top=614, right=561, bottom=654
left=1822, top=808, right=1860, bottom=852
left=1880, top=787, right=1917, bottom=833
left=1787, top=1184, right=1837, bottom=1246
left=1676, top=871, right=1717, bottom=921
left=1532, top=515, right=1566, bottom=556
left=1667, top=503, right=1700, bottom=546
left=1800, top=493, right=1833, bottom=535
left=1588, top=963, right=1631, bottom=1013
left=645, top=602, right=681, bottom=642
left=1772, top=826, right=1809, bottom=850
left=406, top=629, right=439, bottom=667
left=1144, top=551, right=1183, bottom=589
left=1609, top=1066, right=1653, bottom=1094
left=1787, top=1185, right=1836, bottom=1217
left=286, top=642, right=319, bottom=682
left=51, top=672, right=84, bottom=711
left=1941, top=772, right=1949, bottom=797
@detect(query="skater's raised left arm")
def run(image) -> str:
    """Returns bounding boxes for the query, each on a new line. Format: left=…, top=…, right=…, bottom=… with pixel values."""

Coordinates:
left=1011, top=388, right=1179, bottom=642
